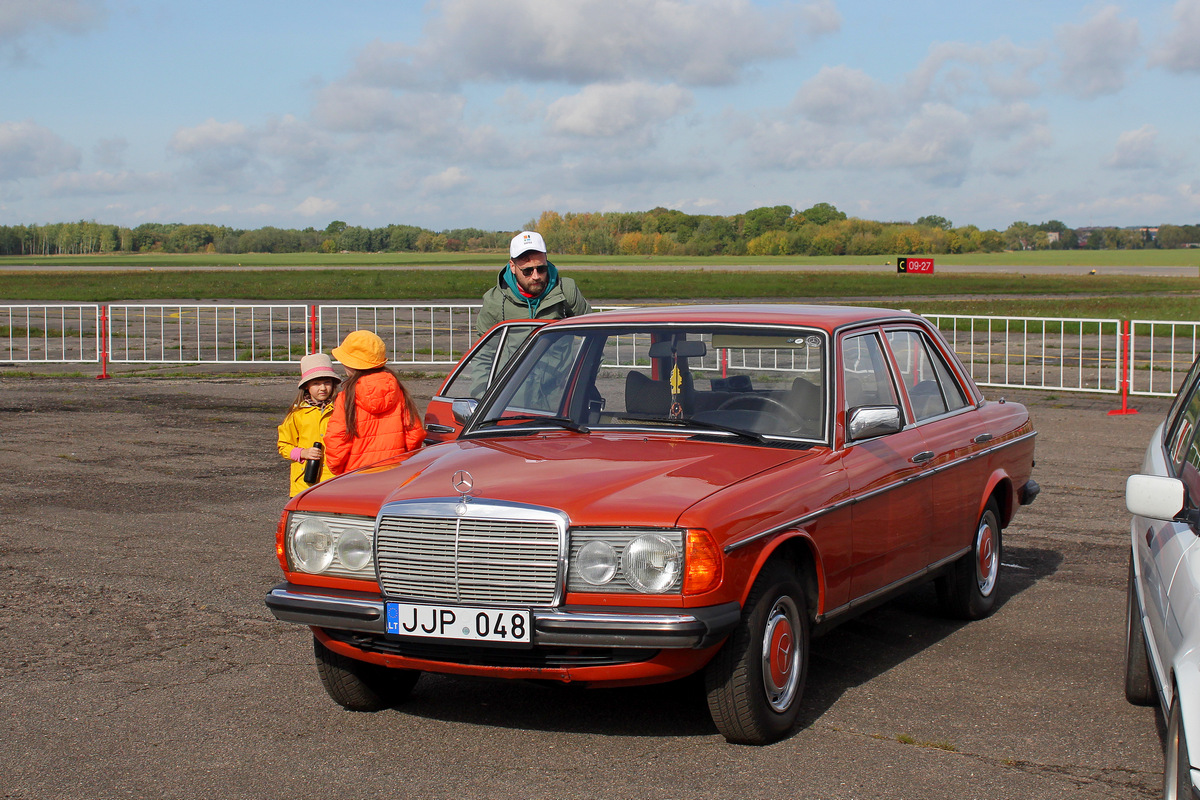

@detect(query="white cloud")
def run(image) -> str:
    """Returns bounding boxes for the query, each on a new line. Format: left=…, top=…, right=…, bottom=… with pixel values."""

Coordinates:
left=1107, top=125, right=1162, bottom=169
left=166, top=116, right=346, bottom=196
left=0, top=0, right=102, bottom=41
left=907, top=40, right=1047, bottom=104
left=1055, top=5, right=1140, bottom=98
left=169, top=119, right=252, bottom=154
left=0, top=120, right=80, bottom=180
left=422, top=167, right=471, bottom=195
left=93, top=137, right=128, bottom=168
left=313, top=85, right=467, bottom=138
left=546, top=82, right=692, bottom=139
left=293, top=196, right=339, bottom=217
left=1151, top=0, right=1200, bottom=72
left=359, top=0, right=809, bottom=88
left=793, top=66, right=894, bottom=125
left=46, top=170, right=171, bottom=196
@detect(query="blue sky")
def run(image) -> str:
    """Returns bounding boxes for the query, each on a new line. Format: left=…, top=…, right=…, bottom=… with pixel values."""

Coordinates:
left=2, top=0, right=1198, bottom=233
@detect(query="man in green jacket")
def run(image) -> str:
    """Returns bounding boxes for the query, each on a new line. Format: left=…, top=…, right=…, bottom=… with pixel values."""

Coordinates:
left=475, top=231, right=592, bottom=337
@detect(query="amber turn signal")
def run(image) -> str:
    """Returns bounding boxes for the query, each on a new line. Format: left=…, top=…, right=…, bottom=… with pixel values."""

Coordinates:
left=684, top=529, right=722, bottom=594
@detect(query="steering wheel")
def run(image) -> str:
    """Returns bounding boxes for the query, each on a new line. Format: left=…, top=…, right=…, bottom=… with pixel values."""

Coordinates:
left=716, top=394, right=805, bottom=429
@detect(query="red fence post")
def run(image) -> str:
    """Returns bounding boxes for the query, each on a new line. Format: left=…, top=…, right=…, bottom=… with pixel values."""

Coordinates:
left=95, top=304, right=110, bottom=380
left=310, top=304, right=318, bottom=354
left=1108, top=319, right=1138, bottom=416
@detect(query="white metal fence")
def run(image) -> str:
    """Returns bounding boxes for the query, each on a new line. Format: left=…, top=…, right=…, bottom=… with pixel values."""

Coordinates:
left=1129, top=320, right=1200, bottom=397
left=921, top=314, right=1122, bottom=394
left=317, top=304, right=480, bottom=366
left=3, top=302, right=1198, bottom=400
left=107, top=304, right=310, bottom=364
left=0, top=304, right=100, bottom=363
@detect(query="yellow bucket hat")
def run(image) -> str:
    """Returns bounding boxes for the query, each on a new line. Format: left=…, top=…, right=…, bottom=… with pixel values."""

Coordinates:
left=332, top=330, right=388, bottom=370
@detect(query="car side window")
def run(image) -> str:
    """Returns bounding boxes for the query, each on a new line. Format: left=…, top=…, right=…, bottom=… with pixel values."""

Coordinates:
left=441, top=323, right=538, bottom=400
left=841, top=332, right=899, bottom=410
left=1165, top=356, right=1200, bottom=451
left=1169, top=387, right=1200, bottom=488
left=885, top=328, right=968, bottom=421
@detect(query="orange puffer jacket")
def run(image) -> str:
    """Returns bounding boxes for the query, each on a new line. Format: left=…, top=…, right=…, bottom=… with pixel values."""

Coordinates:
left=323, top=371, right=425, bottom=475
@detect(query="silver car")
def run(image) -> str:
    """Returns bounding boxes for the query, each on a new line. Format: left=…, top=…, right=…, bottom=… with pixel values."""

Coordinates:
left=1125, top=356, right=1200, bottom=799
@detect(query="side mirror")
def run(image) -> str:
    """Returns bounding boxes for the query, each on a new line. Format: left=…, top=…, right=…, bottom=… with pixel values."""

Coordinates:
left=452, top=398, right=478, bottom=426
left=1126, top=474, right=1187, bottom=521
left=847, top=405, right=902, bottom=441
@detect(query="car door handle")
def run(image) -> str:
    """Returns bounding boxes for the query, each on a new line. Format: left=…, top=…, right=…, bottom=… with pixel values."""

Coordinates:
left=910, top=450, right=935, bottom=464
left=973, top=433, right=994, bottom=444
left=425, top=424, right=455, bottom=434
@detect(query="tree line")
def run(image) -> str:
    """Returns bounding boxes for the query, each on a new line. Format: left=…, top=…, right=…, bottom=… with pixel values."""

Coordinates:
left=1, top=204, right=1195, bottom=257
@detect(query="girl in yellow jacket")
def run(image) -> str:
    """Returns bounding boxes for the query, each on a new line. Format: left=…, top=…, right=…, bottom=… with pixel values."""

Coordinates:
left=277, top=353, right=341, bottom=496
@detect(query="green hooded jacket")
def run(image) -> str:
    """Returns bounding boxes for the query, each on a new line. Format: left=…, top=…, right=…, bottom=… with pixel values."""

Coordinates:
left=475, top=260, right=592, bottom=337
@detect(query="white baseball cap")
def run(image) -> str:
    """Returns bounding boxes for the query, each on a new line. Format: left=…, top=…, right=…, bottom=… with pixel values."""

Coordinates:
left=509, top=230, right=547, bottom=259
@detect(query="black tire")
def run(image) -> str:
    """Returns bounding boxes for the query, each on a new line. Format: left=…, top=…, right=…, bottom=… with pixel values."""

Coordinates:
left=1124, top=553, right=1157, bottom=706
left=704, top=561, right=809, bottom=745
left=938, top=498, right=1002, bottom=620
left=1164, top=696, right=1191, bottom=800
left=313, top=635, right=420, bottom=712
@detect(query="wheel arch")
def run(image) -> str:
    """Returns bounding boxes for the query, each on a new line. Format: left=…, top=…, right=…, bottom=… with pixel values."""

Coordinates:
left=983, top=469, right=1015, bottom=527
left=740, top=531, right=821, bottom=623
left=1171, top=658, right=1200, bottom=775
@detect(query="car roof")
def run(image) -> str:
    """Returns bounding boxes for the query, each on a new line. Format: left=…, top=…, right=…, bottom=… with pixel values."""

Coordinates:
left=548, top=303, right=922, bottom=332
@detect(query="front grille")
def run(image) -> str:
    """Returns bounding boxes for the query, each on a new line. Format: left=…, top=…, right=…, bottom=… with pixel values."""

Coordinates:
left=326, top=629, right=655, bottom=668
left=376, top=513, right=561, bottom=605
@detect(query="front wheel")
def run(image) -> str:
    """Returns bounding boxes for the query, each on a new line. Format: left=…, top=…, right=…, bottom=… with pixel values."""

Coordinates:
left=938, top=498, right=1002, bottom=620
left=1124, top=553, right=1156, bottom=706
left=313, top=635, right=420, bottom=711
left=704, top=561, right=809, bottom=745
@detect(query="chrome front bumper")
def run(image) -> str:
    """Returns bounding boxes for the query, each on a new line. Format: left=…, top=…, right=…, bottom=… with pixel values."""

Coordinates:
left=265, top=583, right=740, bottom=649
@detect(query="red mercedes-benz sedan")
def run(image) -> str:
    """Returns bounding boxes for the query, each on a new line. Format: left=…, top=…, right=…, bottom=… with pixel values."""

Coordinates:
left=267, top=304, right=1038, bottom=745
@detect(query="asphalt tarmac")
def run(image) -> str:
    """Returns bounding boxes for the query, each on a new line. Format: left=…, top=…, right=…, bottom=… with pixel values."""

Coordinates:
left=0, top=375, right=1169, bottom=799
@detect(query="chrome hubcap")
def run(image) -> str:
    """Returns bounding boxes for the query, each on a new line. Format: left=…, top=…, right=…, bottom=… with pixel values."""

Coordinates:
left=760, top=596, right=802, bottom=712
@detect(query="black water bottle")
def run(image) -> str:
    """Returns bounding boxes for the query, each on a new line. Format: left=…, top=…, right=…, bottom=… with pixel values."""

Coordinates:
left=303, top=442, right=324, bottom=484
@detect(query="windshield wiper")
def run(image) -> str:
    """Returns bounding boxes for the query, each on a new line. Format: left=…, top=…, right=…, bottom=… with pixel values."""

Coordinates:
left=473, top=414, right=590, bottom=434
left=645, top=415, right=767, bottom=444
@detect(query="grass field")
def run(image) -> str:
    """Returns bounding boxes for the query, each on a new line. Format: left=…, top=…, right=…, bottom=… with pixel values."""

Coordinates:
left=3, top=249, right=1200, bottom=268
left=2, top=252, right=1200, bottom=320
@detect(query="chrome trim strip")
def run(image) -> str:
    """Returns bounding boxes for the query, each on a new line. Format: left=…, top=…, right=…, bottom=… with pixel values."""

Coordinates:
left=265, top=587, right=387, bottom=634
left=265, top=584, right=739, bottom=650
left=815, top=547, right=970, bottom=624
left=723, top=429, right=1037, bottom=553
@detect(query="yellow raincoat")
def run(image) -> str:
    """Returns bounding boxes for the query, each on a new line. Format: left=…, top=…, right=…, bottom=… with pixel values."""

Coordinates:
left=277, top=401, right=337, bottom=496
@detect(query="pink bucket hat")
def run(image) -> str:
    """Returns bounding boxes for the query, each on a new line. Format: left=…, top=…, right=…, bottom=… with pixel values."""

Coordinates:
left=297, top=353, right=340, bottom=388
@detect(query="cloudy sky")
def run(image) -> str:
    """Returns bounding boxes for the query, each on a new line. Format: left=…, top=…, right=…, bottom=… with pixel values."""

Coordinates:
left=2, top=0, right=1198, bottom=233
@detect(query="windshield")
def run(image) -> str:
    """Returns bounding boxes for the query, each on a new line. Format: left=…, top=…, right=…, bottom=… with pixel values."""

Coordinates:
left=468, top=324, right=829, bottom=441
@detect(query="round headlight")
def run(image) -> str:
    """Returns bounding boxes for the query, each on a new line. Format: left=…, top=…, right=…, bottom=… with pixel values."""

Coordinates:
left=337, top=529, right=372, bottom=572
left=577, top=540, right=618, bottom=585
left=622, top=534, right=681, bottom=593
left=292, top=518, right=334, bottom=573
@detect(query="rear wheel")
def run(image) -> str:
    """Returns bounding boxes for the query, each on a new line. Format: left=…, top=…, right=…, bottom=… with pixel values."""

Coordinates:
left=704, top=561, right=809, bottom=745
left=313, top=635, right=420, bottom=711
left=1124, top=553, right=1156, bottom=706
left=938, top=498, right=1002, bottom=620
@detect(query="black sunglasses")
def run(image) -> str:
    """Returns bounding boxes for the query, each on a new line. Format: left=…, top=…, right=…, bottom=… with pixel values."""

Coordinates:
left=517, top=264, right=548, bottom=277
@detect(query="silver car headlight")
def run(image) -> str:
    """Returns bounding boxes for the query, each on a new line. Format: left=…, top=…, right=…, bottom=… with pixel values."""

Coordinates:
left=287, top=512, right=376, bottom=579
left=568, top=529, right=684, bottom=594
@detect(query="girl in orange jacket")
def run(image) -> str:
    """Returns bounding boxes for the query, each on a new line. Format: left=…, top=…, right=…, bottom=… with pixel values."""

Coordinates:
left=324, top=330, right=425, bottom=475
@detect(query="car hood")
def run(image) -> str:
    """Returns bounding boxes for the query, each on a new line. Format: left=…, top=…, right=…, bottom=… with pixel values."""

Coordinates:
left=293, top=433, right=813, bottom=527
